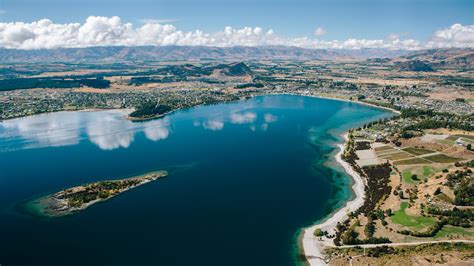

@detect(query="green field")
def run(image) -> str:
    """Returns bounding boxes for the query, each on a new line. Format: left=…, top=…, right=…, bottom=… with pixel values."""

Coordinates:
left=390, top=202, right=436, bottom=229
left=402, top=170, right=415, bottom=183
left=422, top=165, right=436, bottom=177
left=402, top=166, right=436, bottom=184
left=436, top=139, right=455, bottom=145
left=385, top=153, right=415, bottom=161
left=403, top=147, right=436, bottom=156
left=435, top=226, right=474, bottom=239
left=394, top=157, right=431, bottom=165
left=424, top=154, right=462, bottom=163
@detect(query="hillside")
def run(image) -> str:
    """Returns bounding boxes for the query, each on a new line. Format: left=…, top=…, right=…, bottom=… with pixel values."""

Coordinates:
left=0, top=46, right=409, bottom=62
left=397, top=48, right=474, bottom=69
left=394, top=60, right=435, bottom=72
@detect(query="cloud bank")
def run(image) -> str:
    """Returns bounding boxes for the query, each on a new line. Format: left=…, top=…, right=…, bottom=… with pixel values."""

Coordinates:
left=0, top=16, right=473, bottom=50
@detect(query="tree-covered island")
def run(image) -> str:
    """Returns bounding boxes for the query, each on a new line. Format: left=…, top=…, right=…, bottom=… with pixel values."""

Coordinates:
left=29, top=171, right=167, bottom=217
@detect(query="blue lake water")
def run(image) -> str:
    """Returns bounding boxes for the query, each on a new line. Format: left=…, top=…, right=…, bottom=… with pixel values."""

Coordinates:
left=0, top=95, right=391, bottom=266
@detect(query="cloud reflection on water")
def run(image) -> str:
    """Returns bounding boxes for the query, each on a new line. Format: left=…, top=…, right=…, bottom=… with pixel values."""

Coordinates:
left=1, top=112, right=82, bottom=148
left=0, top=107, right=280, bottom=152
left=0, top=110, right=171, bottom=151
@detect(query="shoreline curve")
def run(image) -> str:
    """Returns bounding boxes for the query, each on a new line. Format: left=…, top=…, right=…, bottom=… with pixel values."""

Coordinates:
left=300, top=134, right=366, bottom=266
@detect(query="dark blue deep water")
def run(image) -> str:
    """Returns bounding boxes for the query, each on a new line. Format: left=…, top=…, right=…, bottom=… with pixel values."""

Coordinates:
left=0, top=95, right=391, bottom=266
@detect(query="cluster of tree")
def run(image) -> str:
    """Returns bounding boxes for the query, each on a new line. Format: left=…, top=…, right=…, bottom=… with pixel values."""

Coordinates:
left=406, top=119, right=473, bottom=131
left=0, top=77, right=110, bottom=91
left=355, top=141, right=371, bottom=150
left=442, top=167, right=474, bottom=206
left=129, top=76, right=186, bottom=85
left=356, top=163, right=392, bottom=216
left=401, top=108, right=444, bottom=119
left=440, top=75, right=474, bottom=86
left=394, top=60, right=434, bottom=72
left=366, top=99, right=401, bottom=110
left=401, top=108, right=473, bottom=131
left=129, top=103, right=172, bottom=118
left=447, top=169, right=472, bottom=184
left=364, top=214, right=376, bottom=238
left=366, top=246, right=395, bottom=258
left=64, top=179, right=142, bottom=207
left=234, top=83, right=264, bottom=89
left=454, top=179, right=474, bottom=206
left=197, top=78, right=225, bottom=84
left=340, top=226, right=391, bottom=245
left=361, top=117, right=392, bottom=130
left=330, top=81, right=358, bottom=90
left=427, top=207, right=472, bottom=228
left=253, top=75, right=318, bottom=85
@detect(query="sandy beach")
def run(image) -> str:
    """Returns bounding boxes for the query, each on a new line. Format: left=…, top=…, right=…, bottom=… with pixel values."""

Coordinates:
left=301, top=134, right=366, bottom=265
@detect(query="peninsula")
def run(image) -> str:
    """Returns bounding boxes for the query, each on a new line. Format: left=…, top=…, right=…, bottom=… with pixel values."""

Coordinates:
left=28, top=171, right=168, bottom=217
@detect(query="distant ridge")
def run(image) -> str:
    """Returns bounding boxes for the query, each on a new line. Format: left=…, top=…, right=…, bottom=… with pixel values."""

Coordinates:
left=0, top=45, right=411, bottom=62
left=396, top=48, right=474, bottom=69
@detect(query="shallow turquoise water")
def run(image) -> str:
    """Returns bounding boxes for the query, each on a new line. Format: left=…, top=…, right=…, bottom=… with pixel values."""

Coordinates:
left=0, top=95, right=391, bottom=266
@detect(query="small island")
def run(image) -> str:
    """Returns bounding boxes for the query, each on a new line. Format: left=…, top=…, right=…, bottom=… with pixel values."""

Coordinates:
left=27, top=171, right=167, bottom=217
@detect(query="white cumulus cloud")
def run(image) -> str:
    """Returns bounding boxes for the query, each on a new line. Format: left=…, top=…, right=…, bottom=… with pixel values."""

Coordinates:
left=314, top=27, right=327, bottom=37
left=0, top=16, right=472, bottom=50
left=426, top=23, right=474, bottom=48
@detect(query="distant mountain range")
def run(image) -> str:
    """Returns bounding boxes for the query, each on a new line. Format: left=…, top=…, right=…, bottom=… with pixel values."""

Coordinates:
left=396, top=48, right=474, bottom=69
left=0, top=45, right=411, bottom=62
left=1, top=46, right=472, bottom=70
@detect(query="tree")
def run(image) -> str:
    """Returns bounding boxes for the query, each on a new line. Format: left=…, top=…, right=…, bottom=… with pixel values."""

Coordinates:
left=411, top=174, right=418, bottom=181
left=467, top=144, right=472, bottom=151
left=399, top=191, right=404, bottom=199
left=434, top=187, right=442, bottom=195
left=313, top=228, right=324, bottom=237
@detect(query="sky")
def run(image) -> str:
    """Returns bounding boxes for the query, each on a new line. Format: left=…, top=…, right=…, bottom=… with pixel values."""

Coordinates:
left=0, top=0, right=473, bottom=50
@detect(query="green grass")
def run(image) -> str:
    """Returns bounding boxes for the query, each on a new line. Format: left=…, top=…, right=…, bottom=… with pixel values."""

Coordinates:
left=402, top=166, right=437, bottom=184
left=390, top=202, right=436, bottom=229
left=402, top=170, right=415, bottom=183
left=403, top=147, right=436, bottom=156
left=422, top=165, right=436, bottom=177
left=435, top=226, right=474, bottom=239
left=394, top=157, right=431, bottom=165
left=402, top=165, right=438, bottom=184
left=424, top=154, right=462, bottom=163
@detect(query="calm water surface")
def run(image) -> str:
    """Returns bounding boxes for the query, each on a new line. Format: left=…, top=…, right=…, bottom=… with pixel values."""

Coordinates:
left=0, top=95, right=391, bottom=266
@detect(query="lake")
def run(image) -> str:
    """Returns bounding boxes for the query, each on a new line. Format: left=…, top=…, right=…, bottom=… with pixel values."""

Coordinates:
left=0, top=95, right=391, bottom=266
